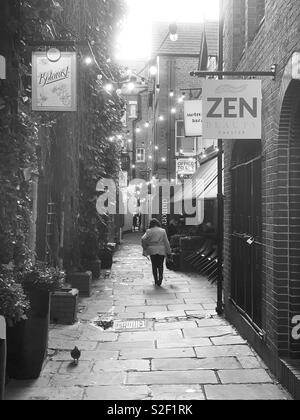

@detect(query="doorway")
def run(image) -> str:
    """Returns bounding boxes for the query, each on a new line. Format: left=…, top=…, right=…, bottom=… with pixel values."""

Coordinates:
left=231, top=140, right=262, bottom=328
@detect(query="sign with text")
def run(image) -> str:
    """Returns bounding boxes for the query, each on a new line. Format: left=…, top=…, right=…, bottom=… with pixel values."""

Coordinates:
left=202, top=80, right=262, bottom=139
left=184, top=100, right=202, bottom=137
left=32, top=51, right=77, bottom=111
left=0, top=55, right=6, bottom=80
left=176, top=158, right=196, bottom=175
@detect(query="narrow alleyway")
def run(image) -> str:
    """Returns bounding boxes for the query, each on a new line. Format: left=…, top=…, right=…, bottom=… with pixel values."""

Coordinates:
left=5, top=233, right=291, bottom=400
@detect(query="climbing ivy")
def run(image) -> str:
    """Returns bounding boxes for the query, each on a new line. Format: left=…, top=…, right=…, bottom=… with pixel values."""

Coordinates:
left=0, top=0, right=127, bottom=268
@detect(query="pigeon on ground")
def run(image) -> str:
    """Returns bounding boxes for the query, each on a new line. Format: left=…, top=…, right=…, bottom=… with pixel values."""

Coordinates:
left=70, top=346, right=81, bottom=365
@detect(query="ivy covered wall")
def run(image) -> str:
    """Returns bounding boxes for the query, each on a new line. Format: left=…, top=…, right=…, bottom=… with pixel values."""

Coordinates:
left=0, top=0, right=126, bottom=271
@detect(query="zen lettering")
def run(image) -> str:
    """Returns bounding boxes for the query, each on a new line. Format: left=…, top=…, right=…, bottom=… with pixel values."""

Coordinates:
left=206, top=97, right=258, bottom=118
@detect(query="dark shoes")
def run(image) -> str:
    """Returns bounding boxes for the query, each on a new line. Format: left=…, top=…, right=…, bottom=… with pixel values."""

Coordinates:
left=154, top=277, right=163, bottom=286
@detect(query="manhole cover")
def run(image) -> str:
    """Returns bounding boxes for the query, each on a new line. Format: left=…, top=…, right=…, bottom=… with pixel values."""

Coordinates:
left=93, top=319, right=114, bottom=330
left=113, top=319, right=147, bottom=331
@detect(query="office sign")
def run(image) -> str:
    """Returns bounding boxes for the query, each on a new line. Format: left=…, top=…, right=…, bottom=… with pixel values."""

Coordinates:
left=202, top=80, right=262, bottom=139
left=176, top=158, right=196, bottom=175
left=32, top=51, right=77, bottom=111
left=183, top=100, right=202, bottom=137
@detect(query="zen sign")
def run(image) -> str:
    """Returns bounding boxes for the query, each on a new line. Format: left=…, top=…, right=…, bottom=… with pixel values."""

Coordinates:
left=202, top=80, right=262, bottom=139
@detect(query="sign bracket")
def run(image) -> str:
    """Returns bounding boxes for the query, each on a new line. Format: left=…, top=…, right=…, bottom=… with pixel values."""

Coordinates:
left=190, top=65, right=277, bottom=81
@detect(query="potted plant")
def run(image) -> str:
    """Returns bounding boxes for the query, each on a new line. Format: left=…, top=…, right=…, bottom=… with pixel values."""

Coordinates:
left=6, top=262, right=64, bottom=380
left=0, top=268, right=29, bottom=399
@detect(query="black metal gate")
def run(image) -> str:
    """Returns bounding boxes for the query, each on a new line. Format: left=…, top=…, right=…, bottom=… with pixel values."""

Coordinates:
left=231, top=150, right=262, bottom=329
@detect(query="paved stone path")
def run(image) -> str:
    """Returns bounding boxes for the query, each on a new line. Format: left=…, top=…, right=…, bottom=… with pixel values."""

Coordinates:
left=5, top=233, right=291, bottom=400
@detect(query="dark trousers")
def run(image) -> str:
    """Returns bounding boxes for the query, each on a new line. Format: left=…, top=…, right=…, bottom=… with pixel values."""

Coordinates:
left=150, top=255, right=165, bottom=283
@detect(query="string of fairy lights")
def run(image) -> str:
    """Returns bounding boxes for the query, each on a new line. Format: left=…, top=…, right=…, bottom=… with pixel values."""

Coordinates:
left=80, top=24, right=219, bottom=176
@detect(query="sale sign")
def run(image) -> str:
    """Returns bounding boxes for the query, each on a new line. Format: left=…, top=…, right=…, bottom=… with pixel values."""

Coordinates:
left=32, top=51, right=77, bottom=111
left=202, top=80, right=262, bottom=139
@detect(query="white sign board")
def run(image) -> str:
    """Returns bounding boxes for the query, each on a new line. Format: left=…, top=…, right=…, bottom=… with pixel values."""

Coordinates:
left=0, top=55, right=6, bottom=79
left=119, top=171, right=128, bottom=189
left=202, top=80, right=262, bottom=139
left=292, top=52, right=300, bottom=80
left=176, top=158, right=196, bottom=175
left=32, top=51, right=77, bottom=111
left=184, top=100, right=202, bottom=137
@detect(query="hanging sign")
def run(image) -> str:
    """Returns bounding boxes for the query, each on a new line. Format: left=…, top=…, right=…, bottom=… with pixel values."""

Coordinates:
left=183, top=100, right=202, bottom=137
left=0, top=55, right=6, bottom=79
left=202, top=80, right=262, bottom=139
left=176, top=158, right=196, bottom=175
left=32, top=51, right=77, bottom=111
left=292, top=52, right=300, bottom=80
left=119, top=171, right=128, bottom=189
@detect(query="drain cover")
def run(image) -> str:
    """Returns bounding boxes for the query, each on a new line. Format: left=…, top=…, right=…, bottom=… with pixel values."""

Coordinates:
left=113, top=319, right=147, bottom=331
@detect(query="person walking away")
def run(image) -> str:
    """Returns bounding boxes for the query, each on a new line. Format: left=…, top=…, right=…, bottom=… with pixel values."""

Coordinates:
left=141, top=218, right=171, bottom=286
left=132, top=213, right=138, bottom=232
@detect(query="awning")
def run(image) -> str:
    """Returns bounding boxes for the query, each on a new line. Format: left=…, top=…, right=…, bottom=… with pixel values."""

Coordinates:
left=173, top=154, right=224, bottom=203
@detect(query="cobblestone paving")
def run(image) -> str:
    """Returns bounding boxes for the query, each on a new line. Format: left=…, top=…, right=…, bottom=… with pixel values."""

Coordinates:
left=5, top=233, right=292, bottom=400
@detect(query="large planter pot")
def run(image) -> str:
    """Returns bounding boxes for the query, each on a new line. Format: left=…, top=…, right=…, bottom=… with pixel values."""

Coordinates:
left=82, top=259, right=101, bottom=280
left=67, top=271, right=92, bottom=297
left=98, top=249, right=113, bottom=269
left=50, top=288, right=79, bottom=325
left=6, top=290, right=50, bottom=380
left=0, top=316, right=6, bottom=401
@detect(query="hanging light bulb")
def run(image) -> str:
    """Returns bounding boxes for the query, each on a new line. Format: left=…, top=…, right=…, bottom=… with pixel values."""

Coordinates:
left=127, top=82, right=135, bottom=92
left=171, top=107, right=176, bottom=114
left=144, top=121, right=150, bottom=128
left=148, top=155, right=153, bottom=160
left=162, top=157, right=166, bottom=162
left=178, top=94, right=185, bottom=103
left=149, top=65, right=158, bottom=76
left=104, top=83, right=113, bottom=92
left=155, top=145, right=159, bottom=150
left=159, top=115, right=164, bottom=121
left=84, top=56, right=93, bottom=65
left=169, top=90, right=174, bottom=97
left=169, top=23, right=178, bottom=42
left=136, top=127, right=141, bottom=133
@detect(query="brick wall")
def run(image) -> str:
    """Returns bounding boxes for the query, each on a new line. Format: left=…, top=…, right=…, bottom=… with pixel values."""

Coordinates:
left=223, top=0, right=300, bottom=361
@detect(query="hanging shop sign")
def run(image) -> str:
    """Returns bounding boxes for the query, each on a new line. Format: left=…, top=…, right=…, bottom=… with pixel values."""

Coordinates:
left=176, top=158, right=196, bottom=175
left=32, top=51, right=77, bottom=111
left=183, top=100, right=202, bottom=137
left=0, top=55, right=6, bottom=79
left=119, top=171, right=128, bottom=189
left=202, top=80, right=262, bottom=139
left=292, top=52, right=300, bottom=80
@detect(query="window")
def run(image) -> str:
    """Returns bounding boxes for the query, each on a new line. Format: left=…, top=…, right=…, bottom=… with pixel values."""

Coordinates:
left=136, top=148, right=145, bottom=162
left=175, top=120, right=198, bottom=156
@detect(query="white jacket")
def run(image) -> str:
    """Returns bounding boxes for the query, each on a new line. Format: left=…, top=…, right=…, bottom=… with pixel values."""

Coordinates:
left=141, top=227, right=171, bottom=256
